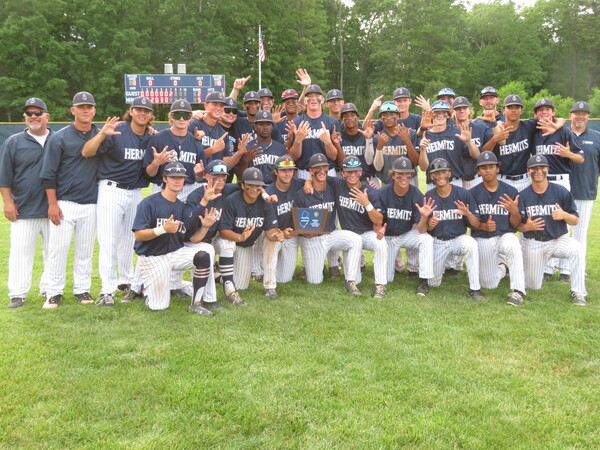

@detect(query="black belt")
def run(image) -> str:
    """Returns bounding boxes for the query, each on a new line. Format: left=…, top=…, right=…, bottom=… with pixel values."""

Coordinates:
left=435, top=236, right=456, bottom=241
left=547, top=174, right=567, bottom=181
left=504, top=174, right=526, bottom=181
left=463, top=175, right=478, bottom=181
left=106, top=181, right=137, bottom=190
left=531, top=236, right=552, bottom=242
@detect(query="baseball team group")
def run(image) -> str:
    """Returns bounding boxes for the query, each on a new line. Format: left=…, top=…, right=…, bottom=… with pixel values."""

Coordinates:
left=1, top=69, right=599, bottom=315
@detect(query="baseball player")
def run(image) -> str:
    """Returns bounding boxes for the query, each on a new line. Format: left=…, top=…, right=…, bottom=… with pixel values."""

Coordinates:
left=39, top=92, right=100, bottom=308
left=325, top=89, right=344, bottom=121
left=289, top=84, right=341, bottom=179
left=373, top=102, right=419, bottom=185
left=258, top=88, right=275, bottom=111
left=424, top=158, right=484, bottom=301
left=0, top=97, right=52, bottom=308
left=418, top=101, right=480, bottom=191
left=184, top=159, right=246, bottom=306
left=276, top=89, right=301, bottom=145
left=472, top=86, right=505, bottom=128
left=218, top=168, right=283, bottom=298
left=81, top=96, right=154, bottom=306
left=339, top=103, right=376, bottom=181
left=469, top=152, right=526, bottom=305
left=294, top=153, right=362, bottom=294
left=378, top=157, right=434, bottom=296
left=452, top=96, right=494, bottom=189
left=365, top=87, right=422, bottom=133
left=568, top=101, right=600, bottom=265
left=517, top=155, right=587, bottom=305
left=311, top=155, right=388, bottom=298
left=132, top=161, right=216, bottom=315
left=263, top=156, right=306, bottom=297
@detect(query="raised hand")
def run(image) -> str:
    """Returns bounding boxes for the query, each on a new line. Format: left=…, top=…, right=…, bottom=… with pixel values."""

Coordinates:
left=295, top=68, right=311, bottom=87
left=415, top=95, right=431, bottom=111
left=152, top=145, right=176, bottom=165
left=416, top=197, right=437, bottom=218
left=233, top=75, right=251, bottom=91
left=318, top=121, right=332, bottom=144
left=100, top=116, right=123, bottom=136
left=200, top=207, right=218, bottom=229
left=454, top=200, right=471, bottom=216
left=240, top=224, right=255, bottom=242
left=163, top=215, right=180, bottom=233
left=455, top=123, right=472, bottom=142
left=349, top=187, right=371, bottom=206
left=497, top=193, right=519, bottom=216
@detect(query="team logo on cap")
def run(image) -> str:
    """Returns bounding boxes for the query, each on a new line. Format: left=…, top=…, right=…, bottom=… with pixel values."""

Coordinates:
left=252, top=171, right=258, bottom=179
left=540, top=99, right=546, bottom=104
left=141, top=98, right=147, bottom=105
left=579, top=103, right=584, bottom=109
left=484, top=153, right=490, bottom=160
left=512, top=95, right=517, bottom=101
left=179, top=100, right=185, bottom=107
left=27, top=98, right=35, bottom=104
left=402, top=160, right=407, bottom=167
left=536, top=155, right=541, bottom=162
left=82, top=93, right=88, bottom=100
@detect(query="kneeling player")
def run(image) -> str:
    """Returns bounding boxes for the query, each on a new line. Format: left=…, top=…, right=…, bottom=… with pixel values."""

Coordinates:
left=424, top=158, right=484, bottom=300
left=470, top=152, right=526, bottom=305
left=132, top=162, right=217, bottom=315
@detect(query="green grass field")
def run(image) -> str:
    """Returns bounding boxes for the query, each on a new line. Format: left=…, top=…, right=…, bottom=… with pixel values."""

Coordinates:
left=1, top=187, right=599, bottom=448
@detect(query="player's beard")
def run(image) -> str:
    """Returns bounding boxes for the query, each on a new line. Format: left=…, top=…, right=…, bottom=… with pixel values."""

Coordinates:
left=28, top=123, right=42, bottom=133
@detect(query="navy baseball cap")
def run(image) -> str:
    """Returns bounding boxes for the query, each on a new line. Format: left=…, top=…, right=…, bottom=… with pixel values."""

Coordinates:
left=429, top=158, right=451, bottom=173
left=242, top=167, right=265, bottom=185
left=275, top=155, right=297, bottom=169
left=527, top=154, right=549, bottom=169
left=340, top=103, right=359, bottom=116
left=243, top=91, right=260, bottom=103
left=452, top=96, right=470, bottom=108
left=476, top=151, right=499, bottom=167
left=163, top=161, right=187, bottom=177
left=571, top=101, right=591, bottom=113
left=258, top=88, right=273, bottom=98
left=72, top=92, right=96, bottom=106
left=431, top=101, right=451, bottom=112
left=131, top=96, right=153, bottom=110
left=170, top=99, right=192, bottom=112
left=534, top=98, right=554, bottom=111
left=255, top=110, right=274, bottom=123
left=342, top=155, right=362, bottom=171
left=392, top=157, right=414, bottom=173
left=503, top=94, right=523, bottom=107
left=224, top=97, right=238, bottom=110
left=393, top=87, right=411, bottom=99
left=326, top=89, right=344, bottom=101
left=205, top=91, right=227, bottom=104
left=480, top=86, right=498, bottom=98
left=437, top=88, right=456, bottom=99
left=379, top=101, right=399, bottom=116
left=206, top=160, right=228, bottom=175
left=281, top=89, right=299, bottom=100
left=305, top=84, right=323, bottom=95
left=309, top=153, right=329, bottom=168
left=23, top=97, right=47, bottom=111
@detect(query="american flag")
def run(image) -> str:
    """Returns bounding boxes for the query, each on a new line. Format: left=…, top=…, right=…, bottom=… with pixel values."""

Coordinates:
left=258, top=27, right=266, bottom=62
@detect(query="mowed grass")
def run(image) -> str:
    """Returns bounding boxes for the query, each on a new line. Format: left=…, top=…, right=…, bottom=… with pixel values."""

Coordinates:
left=1, top=186, right=599, bottom=448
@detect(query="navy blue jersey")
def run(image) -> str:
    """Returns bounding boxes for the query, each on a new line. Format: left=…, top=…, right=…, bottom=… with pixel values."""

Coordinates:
left=518, top=182, right=578, bottom=240
left=494, top=119, right=536, bottom=175
left=472, top=111, right=506, bottom=129
left=246, top=139, right=287, bottom=185
left=275, top=117, right=293, bottom=145
left=379, top=183, right=424, bottom=236
left=328, top=177, right=380, bottom=234
left=97, top=121, right=151, bottom=188
left=570, top=127, right=600, bottom=200
left=533, top=126, right=582, bottom=174
left=218, top=190, right=278, bottom=248
left=142, top=129, right=204, bottom=185
left=291, top=113, right=342, bottom=170
left=470, top=181, right=519, bottom=238
left=266, top=178, right=305, bottom=230
left=373, top=113, right=422, bottom=133
left=340, top=131, right=375, bottom=178
left=132, top=192, right=189, bottom=256
left=40, top=124, right=99, bottom=204
left=0, top=129, right=53, bottom=218
left=188, top=119, right=233, bottom=163
left=425, top=186, right=480, bottom=239
left=184, top=183, right=240, bottom=242
left=294, top=184, right=337, bottom=232
left=376, top=129, right=418, bottom=185
left=232, top=116, right=283, bottom=146
left=424, top=127, right=469, bottom=182
left=462, top=121, right=494, bottom=179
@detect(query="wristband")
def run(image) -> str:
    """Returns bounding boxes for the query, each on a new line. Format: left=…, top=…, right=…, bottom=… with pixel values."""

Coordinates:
left=261, top=192, right=269, bottom=200
left=365, top=203, right=374, bottom=212
left=153, top=225, right=166, bottom=236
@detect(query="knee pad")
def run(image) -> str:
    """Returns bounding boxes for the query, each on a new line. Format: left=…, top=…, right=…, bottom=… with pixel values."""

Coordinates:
left=193, top=251, right=211, bottom=268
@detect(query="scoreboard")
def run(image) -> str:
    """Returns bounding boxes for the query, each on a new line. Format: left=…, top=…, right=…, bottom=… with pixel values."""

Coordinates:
left=124, top=74, right=226, bottom=105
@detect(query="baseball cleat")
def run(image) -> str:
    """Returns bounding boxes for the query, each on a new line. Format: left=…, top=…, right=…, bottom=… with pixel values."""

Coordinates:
left=507, top=290, right=523, bottom=306
left=8, top=298, right=25, bottom=309
left=43, top=295, right=61, bottom=309
left=571, top=292, right=587, bottom=306
left=345, top=281, right=362, bottom=296
left=416, top=280, right=429, bottom=296
left=117, top=284, right=131, bottom=292
left=559, top=274, right=571, bottom=284
left=227, top=290, right=247, bottom=306
left=264, top=289, right=278, bottom=299
left=121, top=289, right=141, bottom=303
left=200, top=300, right=224, bottom=311
left=329, top=266, right=341, bottom=278
left=97, top=294, right=115, bottom=307
left=373, top=284, right=386, bottom=299
left=469, top=289, right=486, bottom=301
left=188, top=304, right=213, bottom=316
left=75, top=292, right=94, bottom=304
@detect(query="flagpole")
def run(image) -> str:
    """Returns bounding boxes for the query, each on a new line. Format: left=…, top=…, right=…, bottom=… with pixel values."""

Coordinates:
left=258, top=25, right=262, bottom=90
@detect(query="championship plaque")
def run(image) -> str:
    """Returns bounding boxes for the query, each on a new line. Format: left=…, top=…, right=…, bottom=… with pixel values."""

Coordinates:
left=292, top=208, right=329, bottom=235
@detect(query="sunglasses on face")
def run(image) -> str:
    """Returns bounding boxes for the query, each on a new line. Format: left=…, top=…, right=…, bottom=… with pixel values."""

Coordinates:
left=224, top=108, right=238, bottom=114
left=172, top=112, right=191, bottom=120
left=25, top=111, right=45, bottom=117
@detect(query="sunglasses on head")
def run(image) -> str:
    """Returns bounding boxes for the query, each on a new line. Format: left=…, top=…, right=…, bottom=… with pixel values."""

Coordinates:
left=25, top=111, right=45, bottom=117
left=278, top=160, right=296, bottom=167
left=224, top=108, right=238, bottom=114
left=344, top=159, right=361, bottom=168
left=210, top=163, right=228, bottom=174
left=172, top=112, right=191, bottom=120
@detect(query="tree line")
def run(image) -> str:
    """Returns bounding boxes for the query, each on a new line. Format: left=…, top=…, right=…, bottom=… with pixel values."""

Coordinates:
left=0, top=0, right=598, bottom=121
